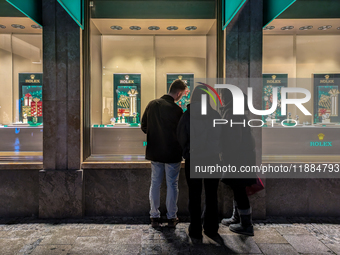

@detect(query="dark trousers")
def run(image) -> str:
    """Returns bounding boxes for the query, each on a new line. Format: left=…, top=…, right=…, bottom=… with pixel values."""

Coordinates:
left=230, top=185, right=250, bottom=210
left=185, top=159, right=219, bottom=236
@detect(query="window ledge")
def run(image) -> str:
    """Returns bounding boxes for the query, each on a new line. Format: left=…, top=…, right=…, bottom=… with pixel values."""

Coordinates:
left=82, top=155, right=185, bottom=169
left=0, top=162, right=43, bottom=170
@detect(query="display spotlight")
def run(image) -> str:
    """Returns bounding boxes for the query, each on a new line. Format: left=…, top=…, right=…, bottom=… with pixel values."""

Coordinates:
left=31, top=24, right=42, bottom=29
left=110, top=26, right=122, bottom=30
left=263, top=26, right=275, bottom=30
left=11, top=24, right=25, bottom=29
left=299, top=26, right=313, bottom=30
left=337, top=27, right=340, bottom=30
left=148, top=26, right=160, bottom=31
left=185, top=26, right=197, bottom=31
left=281, top=26, right=294, bottom=30
left=167, top=26, right=178, bottom=31
left=318, top=25, right=332, bottom=30
left=129, top=26, right=141, bottom=31
left=0, top=25, right=6, bottom=29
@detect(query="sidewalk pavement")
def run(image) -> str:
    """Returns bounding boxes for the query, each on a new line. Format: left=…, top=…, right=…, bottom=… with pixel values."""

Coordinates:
left=0, top=217, right=339, bottom=255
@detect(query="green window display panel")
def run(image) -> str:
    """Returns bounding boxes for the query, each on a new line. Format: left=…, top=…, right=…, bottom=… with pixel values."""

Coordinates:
left=19, top=73, right=43, bottom=125
left=113, top=74, right=141, bottom=125
left=166, top=74, right=193, bottom=112
left=262, top=74, right=288, bottom=122
left=313, top=74, right=340, bottom=124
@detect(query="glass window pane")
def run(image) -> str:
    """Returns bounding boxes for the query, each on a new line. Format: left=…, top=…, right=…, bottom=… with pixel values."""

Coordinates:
left=89, top=19, right=217, bottom=160
left=262, top=19, right=340, bottom=163
left=0, top=20, right=43, bottom=162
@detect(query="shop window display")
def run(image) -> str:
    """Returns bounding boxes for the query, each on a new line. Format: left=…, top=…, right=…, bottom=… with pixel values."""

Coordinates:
left=0, top=23, right=43, bottom=160
left=262, top=19, right=340, bottom=162
left=89, top=19, right=217, bottom=157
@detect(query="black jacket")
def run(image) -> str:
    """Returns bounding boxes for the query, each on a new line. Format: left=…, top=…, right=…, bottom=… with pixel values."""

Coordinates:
left=177, top=103, right=222, bottom=161
left=141, top=95, right=183, bottom=163
left=176, top=105, right=190, bottom=159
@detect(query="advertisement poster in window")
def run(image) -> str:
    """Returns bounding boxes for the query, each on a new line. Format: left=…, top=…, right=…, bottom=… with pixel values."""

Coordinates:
left=19, top=73, right=43, bottom=125
left=113, top=74, right=141, bottom=126
left=313, top=74, right=340, bottom=124
left=262, top=74, right=288, bottom=123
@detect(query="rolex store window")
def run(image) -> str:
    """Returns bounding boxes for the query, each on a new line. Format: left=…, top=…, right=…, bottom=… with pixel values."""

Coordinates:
left=0, top=17, right=43, bottom=162
left=87, top=16, right=217, bottom=162
left=262, top=18, right=340, bottom=163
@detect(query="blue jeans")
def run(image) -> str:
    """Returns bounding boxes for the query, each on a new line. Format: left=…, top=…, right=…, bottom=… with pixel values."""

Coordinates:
left=149, top=161, right=181, bottom=219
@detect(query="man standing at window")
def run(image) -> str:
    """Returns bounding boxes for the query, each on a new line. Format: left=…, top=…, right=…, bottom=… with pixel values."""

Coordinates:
left=141, top=79, right=187, bottom=228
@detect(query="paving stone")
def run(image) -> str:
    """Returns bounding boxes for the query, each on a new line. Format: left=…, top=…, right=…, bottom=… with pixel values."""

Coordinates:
left=325, top=243, right=340, bottom=255
left=107, top=244, right=141, bottom=255
left=1, top=229, right=39, bottom=239
left=257, top=243, right=299, bottom=255
left=219, top=234, right=262, bottom=254
left=40, top=234, right=79, bottom=245
left=0, top=238, right=31, bottom=255
left=190, top=244, right=234, bottom=255
left=30, top=244, right=72, bottom=255
left=41, top=228, right=82, bottom=237
left=0, top=217, right=339, bottom=254
left=110, top=229, right=143, bottom=244
left=79, top=229, right=113, bottom=238
left=218, top=226, right=239, bottom=235
left=283, top=235, right=332, bottom=254
left=141, top=244, right=162, bottom=254
left=39, top=229, right=81, bottom=245
left=68, top=237, right=113, bottom=254
left=275, top=226, right=312, bottom=235
left=160, top=243, right=189, bottom=254
left=253, top=230, right=288, bottom=244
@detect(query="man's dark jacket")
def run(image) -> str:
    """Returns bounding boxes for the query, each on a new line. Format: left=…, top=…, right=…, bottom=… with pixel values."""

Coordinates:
left=141, top=95, right=183, bottom=163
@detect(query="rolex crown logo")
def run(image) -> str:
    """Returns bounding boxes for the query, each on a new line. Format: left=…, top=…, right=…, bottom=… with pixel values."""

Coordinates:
left=30, top=74, right=35, bottom=80
left=318, top=133, right=325, bottom=141
left=272, top=75, right=276, bottom=80
left=325, top=75, right=330, bottom=80
left=178, top=75, right=183, bottom=80
left=125, top=75, right=129, bottom=80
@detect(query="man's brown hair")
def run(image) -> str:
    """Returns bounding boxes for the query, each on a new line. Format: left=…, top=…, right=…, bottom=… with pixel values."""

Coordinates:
left=169, top=79, right=187, bottom=94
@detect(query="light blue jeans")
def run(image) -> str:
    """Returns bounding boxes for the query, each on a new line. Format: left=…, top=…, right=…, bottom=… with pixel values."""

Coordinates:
left=149, top=161, right=181, bottom=219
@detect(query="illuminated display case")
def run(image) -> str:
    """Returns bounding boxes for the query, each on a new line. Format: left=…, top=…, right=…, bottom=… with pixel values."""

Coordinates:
left=262, top=21, right=340, bottom=162
left=89, top=16, right=217, bottom=157
left=0, top=31, right=43, bottom=158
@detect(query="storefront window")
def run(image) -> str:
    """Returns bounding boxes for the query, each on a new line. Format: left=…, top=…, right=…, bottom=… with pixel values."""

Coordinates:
left=0, top=17, right=43, bottom=161
left=262, top=19, right=340, bottom=162
left=89, top=18, right=217, bottom=159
